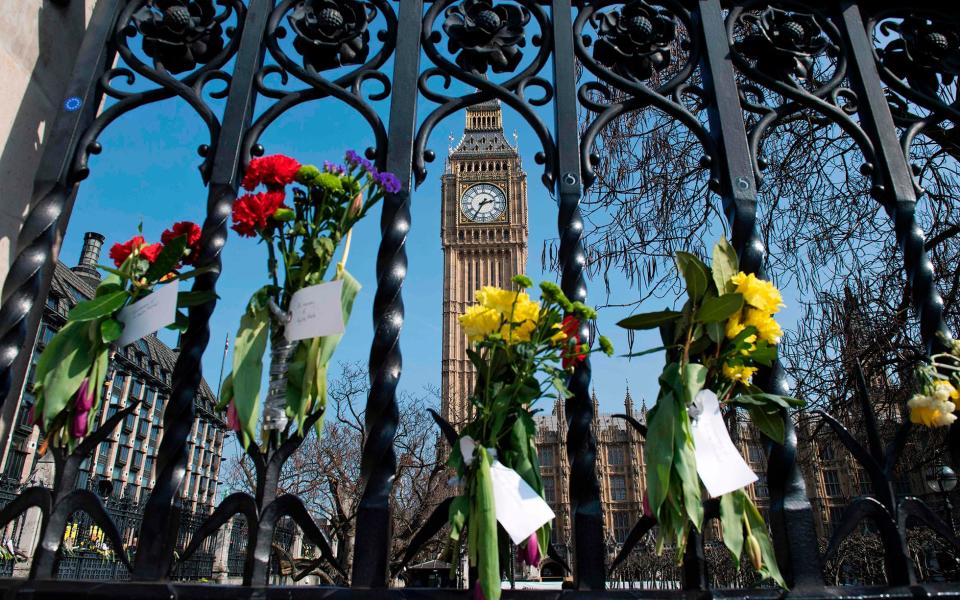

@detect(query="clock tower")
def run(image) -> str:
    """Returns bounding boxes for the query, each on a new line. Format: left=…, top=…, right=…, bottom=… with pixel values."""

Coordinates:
left=441, top=100, right=528, bottom=426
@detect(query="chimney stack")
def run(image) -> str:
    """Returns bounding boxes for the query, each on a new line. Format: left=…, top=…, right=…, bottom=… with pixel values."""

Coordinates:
left=72, top=232, right=105, bottom=286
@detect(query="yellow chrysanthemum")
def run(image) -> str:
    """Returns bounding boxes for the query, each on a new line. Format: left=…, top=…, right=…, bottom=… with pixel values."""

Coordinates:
left=459, top=304, right=502, bottom=342
left=908, top=393, right=957, bottom=428
left=725, top=311, right=757, bottom=344
left=475, top=286, right=516, bottom=314
left=730, top=272, right=785, bottom=314
left=743, top=309, right=783, bottom=345
left=503, top=293, right=540, bottom=343
left=723, top=362, right=758, bottom=383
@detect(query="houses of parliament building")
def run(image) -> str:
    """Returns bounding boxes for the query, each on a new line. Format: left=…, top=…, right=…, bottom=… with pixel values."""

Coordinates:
left=437, top=100, right=899, bottom=568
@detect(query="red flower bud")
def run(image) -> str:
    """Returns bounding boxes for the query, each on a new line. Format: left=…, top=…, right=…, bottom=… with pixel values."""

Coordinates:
left=521, top=532, right=541, bottom=567
left=71, top=410, right=89, bottom=439
left=227, top=401, right=241, bottom=433
left=74, top=378, right=94, bottom=413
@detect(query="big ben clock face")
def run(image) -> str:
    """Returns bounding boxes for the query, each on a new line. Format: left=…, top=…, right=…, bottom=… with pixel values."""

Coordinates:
left=460, top=183, right=507, bottom=223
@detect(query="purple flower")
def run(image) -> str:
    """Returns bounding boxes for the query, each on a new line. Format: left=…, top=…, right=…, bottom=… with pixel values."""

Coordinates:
left=323, top=161, right=345, bottom=175
left=227, top=401, right=242, bottom=433
left=345, top=150, right=363, bottom=165
left=74, top=378, right=94, bottom=412
left=376, top=171, right=401, bottom=194
left=472, top=580, right=484, bottom=600
left=520, top=532, right=541, bottom=567
left=71, top=410, right=89, bottom=439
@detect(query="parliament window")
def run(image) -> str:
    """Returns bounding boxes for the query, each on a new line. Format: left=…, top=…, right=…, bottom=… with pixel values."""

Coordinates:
left=612, top=511, right=631, bottom=544
left=823, top=470, right=842, bottom=497
left=610, top=475, right=627, bottom=501
left=607, top=445, right=625, bottom=465
left=543, top=477, right=556, bottom=503
left=538, top=447, right=555, bottom=467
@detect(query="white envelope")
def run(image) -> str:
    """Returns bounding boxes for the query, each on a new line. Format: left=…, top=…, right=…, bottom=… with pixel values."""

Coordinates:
left=117, top=281, right=179, bottom=347
left=691, top=389, right=758, bottom=497
left=285, top=280, right=346, bottom=342
left=489, top=460, right=555, bottom=545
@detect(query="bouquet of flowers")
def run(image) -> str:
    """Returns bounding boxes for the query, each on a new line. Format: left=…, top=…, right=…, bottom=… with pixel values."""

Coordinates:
left=219, top=151, right=398, bottom=447
left=618, top=238, right=802, bottom=588
left=447, top=275, right=612, bottom=600
left=907, top=336, right=960, bottom=428
left=31, top=222, right=209, bottom=449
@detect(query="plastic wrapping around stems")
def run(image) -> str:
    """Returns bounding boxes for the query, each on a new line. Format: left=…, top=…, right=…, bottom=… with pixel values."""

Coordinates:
left=265, top=298, right=295, bottom=432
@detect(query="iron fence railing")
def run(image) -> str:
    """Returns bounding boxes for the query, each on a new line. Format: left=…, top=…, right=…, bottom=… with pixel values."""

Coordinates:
left=0, top=0, right=956, bottom=597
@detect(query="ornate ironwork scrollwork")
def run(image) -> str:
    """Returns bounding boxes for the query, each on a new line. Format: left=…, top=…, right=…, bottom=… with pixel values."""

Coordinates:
left=414, top=0, right=556, bottom=188
left=443, top=0, right=529, bottom=74
left=243, top=0, right=395, bottom=166
left=287, top=0, right=373, bottom=72
left=735, top=7, right=829, bottom=82
left=575, top=0, right=712, bottom=188
left=592, top=0, right=677, bottom=82
left=132, top=0, right=228, bottom=74
left=877, top=16, right=960, bottom=99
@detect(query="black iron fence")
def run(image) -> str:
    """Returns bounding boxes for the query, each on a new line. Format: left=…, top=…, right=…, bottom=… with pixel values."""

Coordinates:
left=0, top=0, right=957, bottom=597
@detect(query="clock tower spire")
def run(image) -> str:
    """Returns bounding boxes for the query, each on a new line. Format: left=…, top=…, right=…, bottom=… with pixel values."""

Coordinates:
left=441, top=101, right=528, bottom=426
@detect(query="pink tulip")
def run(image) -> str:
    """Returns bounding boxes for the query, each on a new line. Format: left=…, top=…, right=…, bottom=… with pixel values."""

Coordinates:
left=642, top=494, right=653, bottom=518
left=472, top=580, right=484, bottom=600
left=226, top=401, right=241, bottom=433
left=71, top=410, right=89, bottom=439
left=521, top=532, right=540, bottom=567
left=74, top=378, right=94, bottom=412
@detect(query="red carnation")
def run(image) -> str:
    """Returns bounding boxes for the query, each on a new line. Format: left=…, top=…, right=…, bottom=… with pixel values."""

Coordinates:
left=109, top=235, right=146, bottom=267
left=560, top=315, right=587, bottom=369
left=140, top=242, right=163, bottom=264
left=162, top=221, right=202, bottom=265
left=231, top=190, right=287, bottom=237
left=241, top=154, right=301, bottom=191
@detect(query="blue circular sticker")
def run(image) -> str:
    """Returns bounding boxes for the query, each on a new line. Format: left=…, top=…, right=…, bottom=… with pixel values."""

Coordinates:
left=64, top=96, right=82, bottom=112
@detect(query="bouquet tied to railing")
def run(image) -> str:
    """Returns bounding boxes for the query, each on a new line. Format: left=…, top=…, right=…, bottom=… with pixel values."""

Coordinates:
left=445, top=275, right=612, bottom=600
left=219, top=151, right=398, bottom=449
left=907, top=335, right=960, bottom=429
left=32, top=222, right=210, bottom=450
left=618, top=238, right=804, bottom=588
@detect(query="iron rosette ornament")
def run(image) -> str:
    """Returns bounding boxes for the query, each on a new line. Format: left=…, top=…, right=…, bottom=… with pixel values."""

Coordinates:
left=287, top=0, right=374, bottom=72
left=132, top=0, right=227, bottom=74
left=592, top=0, right=678, bottom=82
left=877, top=16, right=960, bottom=101
left=443, top=0, right=530, bottom=74
left=735, top=7, right=832, bottom=83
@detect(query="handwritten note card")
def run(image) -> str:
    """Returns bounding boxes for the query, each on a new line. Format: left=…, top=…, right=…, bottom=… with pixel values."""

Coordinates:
left=117, top=281, right=179, bottom=347
left=285, top=280, right=345, bottom=342
left=490, top=460, right=556, bottom=544
left=691, top=389, right=758, bottom=498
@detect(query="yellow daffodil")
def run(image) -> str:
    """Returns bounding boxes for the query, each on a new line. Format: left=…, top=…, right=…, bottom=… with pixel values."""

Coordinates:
left=730, top=272, right=785, bottom=314
left=723, top=362, right=758, bottom=383
left=725, top=311, right=757, bottom=344
left=908, top=392, right=957, bottom=428
left=932, top=379, right=960, bottom=402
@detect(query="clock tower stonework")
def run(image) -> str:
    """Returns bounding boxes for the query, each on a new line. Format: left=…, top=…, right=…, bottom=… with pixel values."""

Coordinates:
left=441, top=101, right=528, bottom=426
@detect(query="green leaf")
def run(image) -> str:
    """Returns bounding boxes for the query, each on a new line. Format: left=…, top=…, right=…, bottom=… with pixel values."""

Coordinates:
left=177, top=290, right=218, bottom=308
left=695, top=293, right=744, bottom=323
left=476, top=448, right=501, bottom=600
left=144, top=235, right=187, bottom=282
left=719, top=491, right=745, bottom=569
left=712, top=238, right=739, bottom=294
left=67, top=291, right=129, bottom=322
left=748, top=406, right=785, bottom=444
left=620, top=346, right=667, bottom=359
left=231, top=302, right=270, bottom=448
left=167, top=265, right=216, bottom=282
left=681, top=363, right=707, bottom=406
left=748, top=341, right=778, bottom=367
left=448, top=495, right=469, bottom=542
left=675, top=400, right=703, bottom=529
left=165, top=311, right=190, bottom=333
left=40, top=323, right=96, bottom=426
left=675, top=252, right=709, bottom=301
left=645, top=388, right=677, bottom=515
left=617, top=310, right=682, bottom=330
left=216, top=372, right=233, bottom=411
left=705, top=321, right=725, bottom=344
left=743, top=494, right=787, bottom=588
left=100, top=319, right=123, bottom=343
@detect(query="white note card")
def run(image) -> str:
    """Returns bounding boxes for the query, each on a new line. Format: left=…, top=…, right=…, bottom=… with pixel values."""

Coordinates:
left=691, top=389, right=758, bottom=497
left=489, top=460, right=556, bottom=545
left=286, top=280, right=346, bottom=342
left=117, top=281, right=179, bottom=347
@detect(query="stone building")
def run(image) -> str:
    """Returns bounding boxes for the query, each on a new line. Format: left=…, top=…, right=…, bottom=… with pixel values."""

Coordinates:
left=0, top=232, right=226, bottom=515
